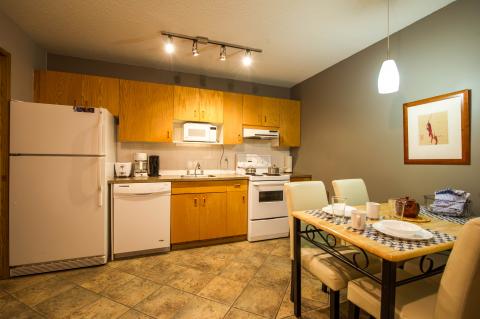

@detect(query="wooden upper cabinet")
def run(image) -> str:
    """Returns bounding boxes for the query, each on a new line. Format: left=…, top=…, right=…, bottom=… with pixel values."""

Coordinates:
left=82, top=75, right=120, bottom=116
left=262, top=97, right=280, bottom=127
left=174, top=86, right=224, bottom=123
left=199, top=89, right=223, bottom=123
left=118, top=80, right=174, bottom=142
left=34, top=70, right=120, bottom=116
left=280, top=99, right=301, bottom=147
left=223, top=92, right=243, bottom=145
left=34, top=70, right=82, bottom=106
left=242, top=95, right=262, bottom=126
left=174, top=86, right=199, bottom=121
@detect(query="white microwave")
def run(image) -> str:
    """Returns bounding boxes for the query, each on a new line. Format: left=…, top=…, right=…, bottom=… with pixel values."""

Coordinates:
left=183, top=123, right=217, bottom=143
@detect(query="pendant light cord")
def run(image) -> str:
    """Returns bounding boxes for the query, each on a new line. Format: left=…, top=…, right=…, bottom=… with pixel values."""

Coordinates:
left=387, top=0, right=390, bottom=59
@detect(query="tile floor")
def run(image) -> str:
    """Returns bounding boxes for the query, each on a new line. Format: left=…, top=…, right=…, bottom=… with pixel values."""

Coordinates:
left=0, top=238, right=367, bottom=319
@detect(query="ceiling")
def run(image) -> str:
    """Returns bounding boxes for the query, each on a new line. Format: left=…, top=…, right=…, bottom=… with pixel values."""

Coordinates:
left=0, top=0, right=454, bottom=87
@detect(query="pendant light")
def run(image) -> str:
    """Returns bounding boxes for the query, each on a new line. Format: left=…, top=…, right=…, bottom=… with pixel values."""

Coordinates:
left=378, top=0, right=399, bottom=94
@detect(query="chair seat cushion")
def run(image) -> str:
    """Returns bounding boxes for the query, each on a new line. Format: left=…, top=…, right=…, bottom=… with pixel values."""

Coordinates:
left=301, top=247, right=381, bottom=291
left=347, top=269, right=438, bottom=319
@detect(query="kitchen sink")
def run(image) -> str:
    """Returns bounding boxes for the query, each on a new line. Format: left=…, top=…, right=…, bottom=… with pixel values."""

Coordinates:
left=180, top=174, right=216, bottom=178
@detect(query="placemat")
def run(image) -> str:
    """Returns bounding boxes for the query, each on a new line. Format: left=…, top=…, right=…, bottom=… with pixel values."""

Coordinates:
left=346, top=224, right=456, bottom=251
left=420, top=207, right=471, bottom=225
left=304, top=209, right=350, bottom=225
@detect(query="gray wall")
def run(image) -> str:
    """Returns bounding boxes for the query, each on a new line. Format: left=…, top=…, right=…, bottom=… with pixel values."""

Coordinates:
left=0, top=10, right=45, bottom=101
left=47, top=54, right=290, bottom=99
left=291, top=0, right=480, bottom=214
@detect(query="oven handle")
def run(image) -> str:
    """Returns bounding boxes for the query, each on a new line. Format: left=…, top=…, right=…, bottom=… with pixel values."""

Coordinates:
left=251, top=181, right=289, bottom=186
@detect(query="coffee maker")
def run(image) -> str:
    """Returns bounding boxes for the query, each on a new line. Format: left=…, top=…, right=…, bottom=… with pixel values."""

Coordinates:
left=133, top=153, right=148, bottom=177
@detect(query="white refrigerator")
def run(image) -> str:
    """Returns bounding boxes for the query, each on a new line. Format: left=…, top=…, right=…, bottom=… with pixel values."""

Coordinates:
left=9, top=101, right=116, bottom=276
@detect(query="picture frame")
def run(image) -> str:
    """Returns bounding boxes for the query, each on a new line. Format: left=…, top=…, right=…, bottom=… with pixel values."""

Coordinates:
left=403, top=89, right=470, bottom=165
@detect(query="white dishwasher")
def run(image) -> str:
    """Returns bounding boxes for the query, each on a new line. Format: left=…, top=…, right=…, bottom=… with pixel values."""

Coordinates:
left=112, top=182, right=171, bottom=259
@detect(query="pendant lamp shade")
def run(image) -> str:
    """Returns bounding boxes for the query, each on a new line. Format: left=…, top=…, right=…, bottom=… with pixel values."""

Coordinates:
left=378, top=59, right=400, bottom=94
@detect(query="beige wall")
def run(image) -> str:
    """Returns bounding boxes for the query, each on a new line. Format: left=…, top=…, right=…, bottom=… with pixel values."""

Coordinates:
left=117, top=140, right=290, bottom=172
left=291, top=0, right=479, bottom=214
left=0, top=10, right=45, bottom=101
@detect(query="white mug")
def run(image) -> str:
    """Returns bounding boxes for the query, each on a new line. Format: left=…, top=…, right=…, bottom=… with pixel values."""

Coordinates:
left=351, top=210, right=367, bottom=230
left=366, top=202, right=381, bottom=219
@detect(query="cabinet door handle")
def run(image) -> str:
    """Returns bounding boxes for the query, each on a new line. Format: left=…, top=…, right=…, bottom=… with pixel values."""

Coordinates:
left=264, top=115, right=267, bottom=123
left=234, top=184, right=241, bottom=188
left=194, top=198, right=198, bottom=207
left=242, top=195, right=245, bottom=203
left=194, top=109, right=197, bottom=118
left=74, top=99, right=77, bottom=106
left=167, top=130, right=170, bottom=139
left=238, top=134, right=241, bottom=142
left=203, top=197, right=206, bottom=206
left=202, top=110, right=205, bottom=119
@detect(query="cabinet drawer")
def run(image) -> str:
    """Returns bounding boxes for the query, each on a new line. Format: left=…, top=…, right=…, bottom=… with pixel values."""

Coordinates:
left=225, top=180, right=248, bottom=192
left=172, top=181, right=227, bottom=194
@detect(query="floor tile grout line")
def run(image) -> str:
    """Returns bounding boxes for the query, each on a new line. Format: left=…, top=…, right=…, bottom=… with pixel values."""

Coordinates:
left=1, top=286, right=48, bottom=318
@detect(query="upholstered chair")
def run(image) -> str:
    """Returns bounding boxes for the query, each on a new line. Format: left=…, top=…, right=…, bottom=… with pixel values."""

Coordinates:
left=285, top=181, right=380, bottom=319
left=332, top=179, right=369, bottom=206
left=347, top=217, right=480, bottom=319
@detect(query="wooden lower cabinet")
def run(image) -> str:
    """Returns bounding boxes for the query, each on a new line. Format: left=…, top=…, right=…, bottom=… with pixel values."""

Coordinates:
left=199, top=192, right=227, bottom=240
left=171, top=180, right=248, bottom=244
left=226, top=191, right=248, bottom=236
left=171, top=193, right=200, bottom=243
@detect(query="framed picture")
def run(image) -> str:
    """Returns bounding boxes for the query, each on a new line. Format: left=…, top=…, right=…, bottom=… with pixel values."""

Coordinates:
left=403, top=89, right=470, bottom=165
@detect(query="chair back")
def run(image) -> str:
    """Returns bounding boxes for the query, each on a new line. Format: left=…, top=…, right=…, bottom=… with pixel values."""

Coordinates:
left=434, top=217, right=480, bottom=319
left=331, top=178, right=369, bottom=206
left=284, top=181, right=329, bottom=259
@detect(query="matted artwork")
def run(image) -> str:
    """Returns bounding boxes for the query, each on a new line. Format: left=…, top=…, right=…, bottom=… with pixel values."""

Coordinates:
left=403, top=90, right=470, bottom=164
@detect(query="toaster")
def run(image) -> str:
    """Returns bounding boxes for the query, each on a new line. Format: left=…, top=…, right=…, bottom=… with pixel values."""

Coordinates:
left=114, top=162, right=132, bottom=177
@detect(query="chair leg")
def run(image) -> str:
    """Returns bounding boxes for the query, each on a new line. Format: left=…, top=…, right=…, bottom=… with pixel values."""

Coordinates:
left=290, top=260, right=294, bottom=302
left=348, top=301, right=360, bottom=319
left=329, top=289, right=340, bottom=319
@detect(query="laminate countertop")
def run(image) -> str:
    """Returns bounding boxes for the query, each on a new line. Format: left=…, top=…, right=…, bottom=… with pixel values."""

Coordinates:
left=109, top=174, right=249, bottom=184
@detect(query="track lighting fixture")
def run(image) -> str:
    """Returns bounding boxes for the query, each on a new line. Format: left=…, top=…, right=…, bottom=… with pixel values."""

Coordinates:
left=192, top=40, right=199, bottom=56
left=242, top=50, right=252, bottom=66
left=219, top=46, right=226, bottom=61
left=164, top=35, right=174, bottom=54
left=161, top=31, right=261, bottom=66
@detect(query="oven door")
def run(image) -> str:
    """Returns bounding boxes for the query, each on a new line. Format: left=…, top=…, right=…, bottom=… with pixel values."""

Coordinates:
left=249, top=181, right=288, bottom=220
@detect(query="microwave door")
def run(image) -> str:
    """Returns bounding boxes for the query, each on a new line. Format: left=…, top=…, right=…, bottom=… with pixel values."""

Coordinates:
left=184, top=128, right=207, bottom=142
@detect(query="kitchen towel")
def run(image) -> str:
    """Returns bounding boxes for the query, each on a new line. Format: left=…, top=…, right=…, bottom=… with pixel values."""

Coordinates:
left=429, top=188, right=470, bottom=217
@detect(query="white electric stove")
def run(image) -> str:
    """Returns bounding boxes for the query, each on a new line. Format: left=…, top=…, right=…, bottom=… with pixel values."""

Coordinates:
left=236, top=154, right=290, bottom=241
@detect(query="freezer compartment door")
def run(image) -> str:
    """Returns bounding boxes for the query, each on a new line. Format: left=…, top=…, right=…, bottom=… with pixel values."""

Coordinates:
left=10, top=101, right=103, bottom=155
left=9, top=156, right=106, bottom=266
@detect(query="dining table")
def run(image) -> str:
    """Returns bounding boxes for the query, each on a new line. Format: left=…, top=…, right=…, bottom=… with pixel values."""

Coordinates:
left=291, top=203, right=465, bottom=319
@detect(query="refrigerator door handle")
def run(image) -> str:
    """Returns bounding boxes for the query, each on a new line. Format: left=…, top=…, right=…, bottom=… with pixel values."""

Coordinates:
left=98, top=157, right=104, bottom=207
left=98, top=111, right=104, bottom=155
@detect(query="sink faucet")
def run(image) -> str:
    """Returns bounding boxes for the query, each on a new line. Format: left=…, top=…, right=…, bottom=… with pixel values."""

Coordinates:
left=194, top=162, right=201, bottom=177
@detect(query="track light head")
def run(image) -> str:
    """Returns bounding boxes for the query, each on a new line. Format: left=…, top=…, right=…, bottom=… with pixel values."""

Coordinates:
left=192, top=40, right=199, bottom=57
left=165, top=35, right=174, bottom=54
left=219, top=46, right=226, bottom=61
left=242, top=50, right=252, bottom=66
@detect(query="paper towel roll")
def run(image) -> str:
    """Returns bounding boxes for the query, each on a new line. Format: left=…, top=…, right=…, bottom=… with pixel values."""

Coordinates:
left=284, top=155, right=292, bottom=173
